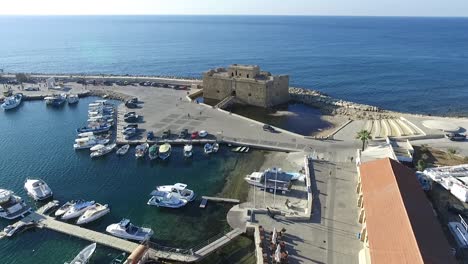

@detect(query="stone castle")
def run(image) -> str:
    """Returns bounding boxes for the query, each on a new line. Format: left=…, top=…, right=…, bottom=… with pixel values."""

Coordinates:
left=202, top=64, right=289, bottom=108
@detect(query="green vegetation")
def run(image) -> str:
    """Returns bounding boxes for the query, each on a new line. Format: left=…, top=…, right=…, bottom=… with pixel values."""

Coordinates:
left=356, top=129, right=372, bottom=151
left=416, top=159, right=427, bottom=171
left=447, top=148, right=457, bottom=158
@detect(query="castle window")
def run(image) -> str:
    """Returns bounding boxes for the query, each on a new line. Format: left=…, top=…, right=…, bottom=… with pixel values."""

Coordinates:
left=247, top=74, right=249, bottom=78
left=217, top=90, right=220, bottom=93
left=248, top=93, right=252, bottom=96
left=235, top=70, right=238, bottom=76
left=239, top=73, right=242, bottom=77
left=231, top=72, right=234, bottom=77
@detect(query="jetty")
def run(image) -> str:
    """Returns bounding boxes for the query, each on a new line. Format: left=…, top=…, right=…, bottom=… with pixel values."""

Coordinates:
left=200, top=196, right=240, bottom=209
left=2, top=203, right=244, bottom=262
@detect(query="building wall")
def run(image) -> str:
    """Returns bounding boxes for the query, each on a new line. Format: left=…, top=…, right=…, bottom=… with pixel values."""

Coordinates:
left=203, top=65, right=289, bottom=108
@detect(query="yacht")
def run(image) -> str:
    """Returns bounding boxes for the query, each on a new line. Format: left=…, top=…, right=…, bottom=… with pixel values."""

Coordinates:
left=204, top=143, right=213, bottom=154
left=147, top=191, right=188, bottom=208
left=1, top=93, right=22, bottom=110
left=154, top=183, right=196, bottom=202
left=67, top=94, right=79, bottom=104
left=183, top=144, right=193, bottom=158
left=24, top=178, right=53, bottom=201
left=55, top=200, right=79, bottom=217
left=62, top=200, right=95, bottom=220
left=135, top=143, right=149, bottom=159
left=44, top=94, right=66, bottom=106
left=76, top=203, right=110, bottom=225
left=106, top=219, right=153, bottom=242
left=2, top=221, right=36, bottom=237
left=76, top=124, right=112, bottom=134
left=65, top=243, right=96, bottom=264
left=0, top=189, right=31, bottom=220
left=90, top=143, right=116, bottom=158
left=158, top=143, right=172, bottom=160
left=148, top=145, right=159, bottom=160
left=116, top=144, right=130, bottom=156
left=74, top=137, right=110, bottom=150
left=244, top=168, right=302, bottom=192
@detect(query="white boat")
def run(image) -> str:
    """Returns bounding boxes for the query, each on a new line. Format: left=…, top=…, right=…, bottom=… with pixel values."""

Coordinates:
left=90, top=144, right=105, bottom=152
left=147, top=191, right=188, bottom=208
left=183, top=144, right=193, bottom=158
left=204, top=143, right=213, bottom=154
left=45, top=94, right=66, bottom=106
left=90, top=143, right=116, bottom=158
left=154, top=183, right=196, bottom=202
left=0, top=189, right=31, bottom=220
left=199, top=130, right=208, bottom=138
left=61, top=201, right=95, bottom=220
left=244, top=168, right=301, bottom=192
left=76, top=203, right=110, bottom=225
left=1, top=93, right=22, bottom=110
left=106, top=219, right=153, bottom=242
left=158, top=143, right=172, bottom=160
left=135, top=143, right=149, bottom=159
left=24, top=178, right=53, bottom=201
left=74, top=138, right=110, bottom=150
left=213, top=143, right=219, bottom=153
left=55, top=200, right=79, bottom=217
left=2, top=221, right=35, bottom=237
left=67, top=94, right=79, bottom=104
left=66, top=243, right=96, bottom=264
left=77, top=132, right=95, bottom=138
left=116, top=144, right=130, bottom=156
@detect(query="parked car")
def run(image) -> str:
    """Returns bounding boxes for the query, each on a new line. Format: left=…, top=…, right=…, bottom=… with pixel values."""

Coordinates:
left=147, top=131, right=154, bottom=140
left=179, top=129, right=188, bottom=139
left=445, top=133, right=466, bottom=141
left=199, top=130, right=208, bottom=138
left=162, top=129, right=171, bottom=139
left=191, top=131, right=199, bottom=139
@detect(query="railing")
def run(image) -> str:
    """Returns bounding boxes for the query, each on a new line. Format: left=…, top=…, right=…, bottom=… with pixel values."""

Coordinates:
left=191, top=228, right=233, bottom=253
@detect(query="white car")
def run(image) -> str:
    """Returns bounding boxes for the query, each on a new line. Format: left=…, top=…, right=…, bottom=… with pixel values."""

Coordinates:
left=199, top=130, right=208, bottom=137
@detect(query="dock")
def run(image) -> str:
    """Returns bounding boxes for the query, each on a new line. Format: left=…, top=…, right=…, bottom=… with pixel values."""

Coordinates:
left=200, top=196, right=240, bottom=208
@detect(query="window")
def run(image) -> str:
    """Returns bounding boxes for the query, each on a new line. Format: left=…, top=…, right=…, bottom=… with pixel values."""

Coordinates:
left=247, top=74, right=249, bottom=78
left=248, top=93, right=252, bottom=96
left=231, top=72, right=234, bottom=77
left=217, top=90, right=220, bottom=93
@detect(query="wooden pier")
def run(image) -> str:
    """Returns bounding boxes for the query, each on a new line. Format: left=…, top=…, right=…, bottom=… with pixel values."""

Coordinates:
left=1, top=203, right=243, bottom=263
left=200, top=196, right=240, bottom=208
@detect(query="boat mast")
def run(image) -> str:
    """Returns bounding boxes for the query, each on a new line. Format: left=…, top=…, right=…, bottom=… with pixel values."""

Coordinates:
left=273, top=168, right=277, bottom=208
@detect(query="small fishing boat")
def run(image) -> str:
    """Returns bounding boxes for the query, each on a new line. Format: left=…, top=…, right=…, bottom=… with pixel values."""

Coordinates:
left=148, top=145, right=159, bottom=160
left=76, top=124, right=111, bottom=134
left=116, top=144, right=130, bottom=156
left=135, top=143, right=149, bottom=159
left=204, top=143, right=213, bottom=154
left=2, top=221, right=36, bottom=237
left=65, top=243, right=96, bottom=264
left=106, top=219, right=153, bottom=242
left=110, top=253, right=127, bottom=264
left=45, top=94, right=66, bottom=106
left=1, top=93, right=22, bottom=110
left=24, top=178, right=53, bottom=201
left=158, top=143, right=171, bottom=160
left=183, top=144, right=193, bottom=158
left=212, top=143, right=219, bottom=153
left=147, top=191, right=188, bottom=208
left=90, top=144, right=105, bottom=152
left=67, top=94, right=79, bottom=104
left=76, top=203, right=110, bottom=225
left=41, top=200, right=60, bottom=215
left=74, top=138, right=109, bottom=150
left=62, top=200, right=95, bottom=220
left=90, top=143, right=116, bottom=158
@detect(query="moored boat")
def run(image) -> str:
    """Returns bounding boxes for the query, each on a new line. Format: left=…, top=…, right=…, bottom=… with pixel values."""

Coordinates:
left=55, top=201, right=79, bottom=217
left=204, top=143, right=213, bottom=154
left=1, top=93, right=22, bottom=110
left=76, top=124, right=111, bottom=134
left=24, top=178, right=53, bottom=201
left=66, top=243, right=96, bottom=264
left=148, top=145, right=159, bottom=160
left=158, top=143, right=172, bottom=160
left=61, top=200, right=95, bottom=220
left=183, top=144, right=193, bottom=158
left=74, top=138, right=110, bottom=150
left=116, top=144, right=130, bottom=156
left=67, top=94, right=79, bottom=104
left=76, top=203, right=110, bottom=225
left=153, top=183, right=196, bottom=202
left=45, top=94, right=66, bottom=106
left=135, top=143, right=149, bottom=159
left=0, top=189, right=31, bottom=220
left=90, top=143, right=116, bottom=158
left=212, top=143, right=219, bottom=153
left=244, top=168, right=302, bottom=192
left=147, top=191, right=188, bottom=208
left=106, top=219, right=153, bottom=242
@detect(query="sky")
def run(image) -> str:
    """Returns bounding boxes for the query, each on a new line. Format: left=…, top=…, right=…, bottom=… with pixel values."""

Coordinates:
left=1, top=0, right=467, bottom=17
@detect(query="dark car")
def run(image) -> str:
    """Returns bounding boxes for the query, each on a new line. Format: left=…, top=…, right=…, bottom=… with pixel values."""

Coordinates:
left=147, top=131, right=155, bottom=140
left=179, top=129, right=188, bottom=139
left=263, top=124, right=276, bottom=132
left=445, top=133, right=466, bottom=141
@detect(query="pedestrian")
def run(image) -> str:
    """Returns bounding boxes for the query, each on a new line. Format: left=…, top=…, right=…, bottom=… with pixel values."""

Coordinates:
left=187, top=113, right=190, bottom=119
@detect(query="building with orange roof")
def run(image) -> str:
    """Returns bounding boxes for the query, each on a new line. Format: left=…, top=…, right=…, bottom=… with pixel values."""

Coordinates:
left=356, top=158, right=456, bottom=264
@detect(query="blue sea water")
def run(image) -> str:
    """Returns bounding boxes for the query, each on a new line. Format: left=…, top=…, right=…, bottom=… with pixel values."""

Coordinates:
left=1, top=16, right=468, bottom=115
left=0, top=98, right=252, bottom=263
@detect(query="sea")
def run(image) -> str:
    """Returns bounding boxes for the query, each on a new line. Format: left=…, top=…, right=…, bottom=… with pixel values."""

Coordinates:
left=1, top=16, right=468, bottom=115
left=0, top=15, right=467, bottom=263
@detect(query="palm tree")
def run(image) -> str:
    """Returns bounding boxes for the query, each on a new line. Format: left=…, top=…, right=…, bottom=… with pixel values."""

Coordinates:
left=356, top=130, right=372, bottom=151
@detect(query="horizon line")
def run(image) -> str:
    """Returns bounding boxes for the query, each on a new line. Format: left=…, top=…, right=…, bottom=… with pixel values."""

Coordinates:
left=0, top=14, right=467, bottom=18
